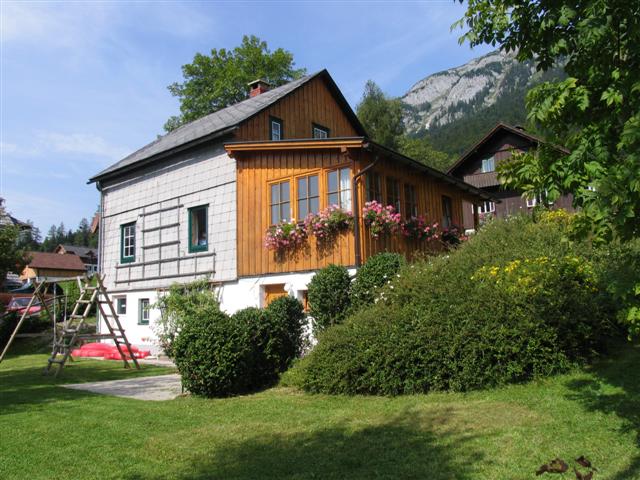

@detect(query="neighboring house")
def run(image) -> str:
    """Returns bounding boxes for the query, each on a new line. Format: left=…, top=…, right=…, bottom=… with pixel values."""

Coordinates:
left=89, top=70, right=492, bottom=349
left=447, top=123, right=574, bottom=231
left=54, top=244, right=99, bottom=275
left=20, top=252, right=86, bottom=281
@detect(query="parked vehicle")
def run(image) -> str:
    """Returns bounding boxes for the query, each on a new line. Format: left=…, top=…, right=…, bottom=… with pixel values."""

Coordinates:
left=6, top=297, right=42, bottom=317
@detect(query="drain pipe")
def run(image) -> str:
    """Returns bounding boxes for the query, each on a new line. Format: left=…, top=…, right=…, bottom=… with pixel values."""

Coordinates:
left=352, top=151, right=379, bottom=268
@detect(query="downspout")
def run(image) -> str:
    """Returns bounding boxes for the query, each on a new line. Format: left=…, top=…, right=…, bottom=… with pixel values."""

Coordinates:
left=96, top=181, right=104, bottom=336
left=352, top=150, right=379, bottom=268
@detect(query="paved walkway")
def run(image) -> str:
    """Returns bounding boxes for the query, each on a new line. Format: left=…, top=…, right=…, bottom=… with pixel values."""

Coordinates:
left=63, top=374, right=183, bottom=401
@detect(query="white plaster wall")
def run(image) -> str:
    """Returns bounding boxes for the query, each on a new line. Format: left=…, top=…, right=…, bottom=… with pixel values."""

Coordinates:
left=100, top=143, right=236, bottom=293
left=106, top=269, right=356, bottom=352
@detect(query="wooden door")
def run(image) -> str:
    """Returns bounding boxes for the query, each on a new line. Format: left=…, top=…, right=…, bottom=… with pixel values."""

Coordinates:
left=264, top=284, right=287, bottom=306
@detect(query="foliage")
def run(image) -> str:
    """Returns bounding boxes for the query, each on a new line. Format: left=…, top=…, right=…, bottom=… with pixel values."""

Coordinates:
left=397, top=136, right=453, bottom=172
left=171, top=306, right=256, bottom=397
left=165, top=35, right=306, bottom=132
left=0, top=199, right=29, bottom=286
left=350, top=253, right=405, bottom=311
left=307, top=264, right=351, bottom=331
left=441, top=225, right=468, bottom=247
left=264, top=220, right=307, bottom=251
left=362, top=201, right=402, bottom=239
left=172, top=294, right=305, bottom=397
left=356, top=80, right=405, bottom=150
left=295, top=215, right=618, bottom=395
left=457, top=0, right=640, bottom=242
left=592, top=239, right=640, bottom=339
left=400, top=216, right=439, bottom=241
left=39, top=216, right=98, bottom=252
left=304, top=205, right=353, bottom=241
left=154, top=280, right=220, bottom=357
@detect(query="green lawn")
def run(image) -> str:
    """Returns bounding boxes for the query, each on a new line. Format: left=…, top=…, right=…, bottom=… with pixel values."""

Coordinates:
left=0, top=344, right=638, bottom=480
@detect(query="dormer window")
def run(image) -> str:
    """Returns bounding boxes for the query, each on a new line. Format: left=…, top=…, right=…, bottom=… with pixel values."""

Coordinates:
left=481, top=156, right=495, bottom=173
left=270, top=117, right=283, bottom=141
left=312, top=124, right=329, bottom=139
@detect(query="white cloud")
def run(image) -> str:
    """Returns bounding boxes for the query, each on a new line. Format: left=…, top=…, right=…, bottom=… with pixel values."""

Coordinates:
left=1, top=133, right=130, bottom=163
left=37, top=132, right=130, bottom=161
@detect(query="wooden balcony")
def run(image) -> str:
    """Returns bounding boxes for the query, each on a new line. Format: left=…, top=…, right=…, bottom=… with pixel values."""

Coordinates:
left=463, top=171, right=500, bottom=188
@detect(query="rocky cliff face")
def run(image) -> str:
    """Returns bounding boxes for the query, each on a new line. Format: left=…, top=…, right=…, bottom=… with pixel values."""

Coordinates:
left=402, top=50, right=536, bottom=134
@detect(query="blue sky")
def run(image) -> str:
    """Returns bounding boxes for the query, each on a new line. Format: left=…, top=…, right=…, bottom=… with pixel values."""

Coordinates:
left=0, top=1, right=492, bottom=235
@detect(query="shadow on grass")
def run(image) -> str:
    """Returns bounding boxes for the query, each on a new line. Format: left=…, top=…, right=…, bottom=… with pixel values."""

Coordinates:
left=565, top=342, right=640, bottom=480
left=0, top=356, right=172, bottom=416
left=126, top=409, right=483, bottom=480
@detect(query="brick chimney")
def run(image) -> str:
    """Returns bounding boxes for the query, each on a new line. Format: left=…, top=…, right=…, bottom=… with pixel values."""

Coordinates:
left=248, top=79, right=271, bottom=98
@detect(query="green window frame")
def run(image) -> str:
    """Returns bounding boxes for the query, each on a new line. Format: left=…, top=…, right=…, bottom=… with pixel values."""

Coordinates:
left=120, top=222, right=136, bottom=264
left=188, top=205, right=208, bottom=253
left=138, top=298, right=150, bottom=325
left=116, top=297, right=126, bottom=315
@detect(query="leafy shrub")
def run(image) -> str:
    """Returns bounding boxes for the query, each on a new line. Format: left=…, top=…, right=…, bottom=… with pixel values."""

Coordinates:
left=173, top=306, right=254, bottom=397
left=154, top=280, right=220, bottom=357
left=350, top=253, right=405, bottom=310
left=592, top=238, right=640, bottom=339
left=307, top=264, right=351, bottom=331
left=173, top=294, right=305, bottom=397
left=294, top=214, right=618, bottom=395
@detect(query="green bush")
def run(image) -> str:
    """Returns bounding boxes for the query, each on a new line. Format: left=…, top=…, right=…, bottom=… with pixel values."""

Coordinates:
left=294, top=214, right=618, bottom=395
left=174, top=295, right=305, bottom=397
left=173, top=307, right=254, bottom=397
left=350, top=252, right=405, bottom=310
left=307, top=264, right=351, bottom=331
left=154, top=280, right=220, bottom=357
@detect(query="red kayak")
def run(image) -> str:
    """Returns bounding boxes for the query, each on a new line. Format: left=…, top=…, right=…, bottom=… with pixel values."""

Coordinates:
left=71, top=343, right=151, bottom=360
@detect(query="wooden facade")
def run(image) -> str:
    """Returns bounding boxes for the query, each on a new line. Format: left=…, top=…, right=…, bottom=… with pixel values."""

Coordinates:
left=236, top=76, right=360, bottom=142
left=230, top=140, right=480, bottom=278
left=448, top=124, right=574, bottom=230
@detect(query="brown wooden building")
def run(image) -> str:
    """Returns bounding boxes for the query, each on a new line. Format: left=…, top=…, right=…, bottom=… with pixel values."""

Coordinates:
left=20, top=251, right=86, bottom=281
left=448, top=123, right=574, bottom=231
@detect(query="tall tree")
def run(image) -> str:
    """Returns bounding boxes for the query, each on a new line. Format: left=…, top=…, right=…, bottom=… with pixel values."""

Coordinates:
left=398, top=136, right=453, bottom=172
left=16, top=220, right=41, bottom=251
left=165, top=35, right=306, bottom=132
left=0, top=199, right=28, bottom=286
left=74, top=218, right=91, bottom=246
left=456, top=0, right=640, bottom=241
left=356, top=80, right=405, bottom=150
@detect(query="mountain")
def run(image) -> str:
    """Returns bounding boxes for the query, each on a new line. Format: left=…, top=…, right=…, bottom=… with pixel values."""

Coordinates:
left=401, top=50, right=564, bottom=157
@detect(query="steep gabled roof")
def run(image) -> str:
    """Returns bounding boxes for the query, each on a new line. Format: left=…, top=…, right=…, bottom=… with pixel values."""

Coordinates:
left=89, top=69, right=366, bottom=183
left=55, top=245, right=97, bottom=258
left=27, top=252, right=86, bottom=271
left=447, top=123, right=569, bottom=176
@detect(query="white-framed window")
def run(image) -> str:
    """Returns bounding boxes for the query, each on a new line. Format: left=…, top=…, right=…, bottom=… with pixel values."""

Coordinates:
left=120, top=222, right=136, bottom=263
left=138, top=298, right=150, bottom=325
left=481, top=156, right=495, bottom=173
left=526, top=196, right=538, bottom=208
left=270, top=117, right=283, bottom=141
left=474, top=201, right=495, bottom=214
left=327, top=167, right=351, bottom=209
left=116, top=297, right=126, bottom=315
left=312, top=124, right=329, bottom=139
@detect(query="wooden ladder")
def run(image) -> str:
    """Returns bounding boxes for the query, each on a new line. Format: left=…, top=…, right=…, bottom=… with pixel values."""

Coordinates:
left=44, top=275, right=140, bottom=377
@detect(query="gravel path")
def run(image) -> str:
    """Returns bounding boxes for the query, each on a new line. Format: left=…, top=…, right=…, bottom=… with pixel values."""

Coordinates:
left=63, top=374, right=183, bottom=401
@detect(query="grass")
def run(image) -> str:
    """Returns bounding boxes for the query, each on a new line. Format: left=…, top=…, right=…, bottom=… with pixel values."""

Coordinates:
left=0, top=343, right=638, bottom=480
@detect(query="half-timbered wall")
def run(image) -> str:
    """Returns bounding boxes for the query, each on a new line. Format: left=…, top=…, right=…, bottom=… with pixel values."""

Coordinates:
left=236, top=76, right=359, bottom=141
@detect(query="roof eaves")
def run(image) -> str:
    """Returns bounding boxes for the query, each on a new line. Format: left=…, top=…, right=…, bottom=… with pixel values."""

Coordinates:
left=368, top=141, right=496, bottom=202
left=89, top=126, right=238, bottom=184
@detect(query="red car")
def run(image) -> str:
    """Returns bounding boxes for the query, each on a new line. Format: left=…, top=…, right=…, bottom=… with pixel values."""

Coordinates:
left=6, top=297, right=42, bottom=317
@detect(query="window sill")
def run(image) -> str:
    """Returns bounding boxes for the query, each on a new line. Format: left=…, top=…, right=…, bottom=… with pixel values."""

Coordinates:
left=188, top=245, right=209, bottom=253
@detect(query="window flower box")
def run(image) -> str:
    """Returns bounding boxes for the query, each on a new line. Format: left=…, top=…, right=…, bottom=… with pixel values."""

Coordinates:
left=264, top=220, right=307, bottom=251
left=304, top=205, right=353, bottom=240
left=362, top=201, right=402, bottom=239
left=401, top=216, right=439, bottom=241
